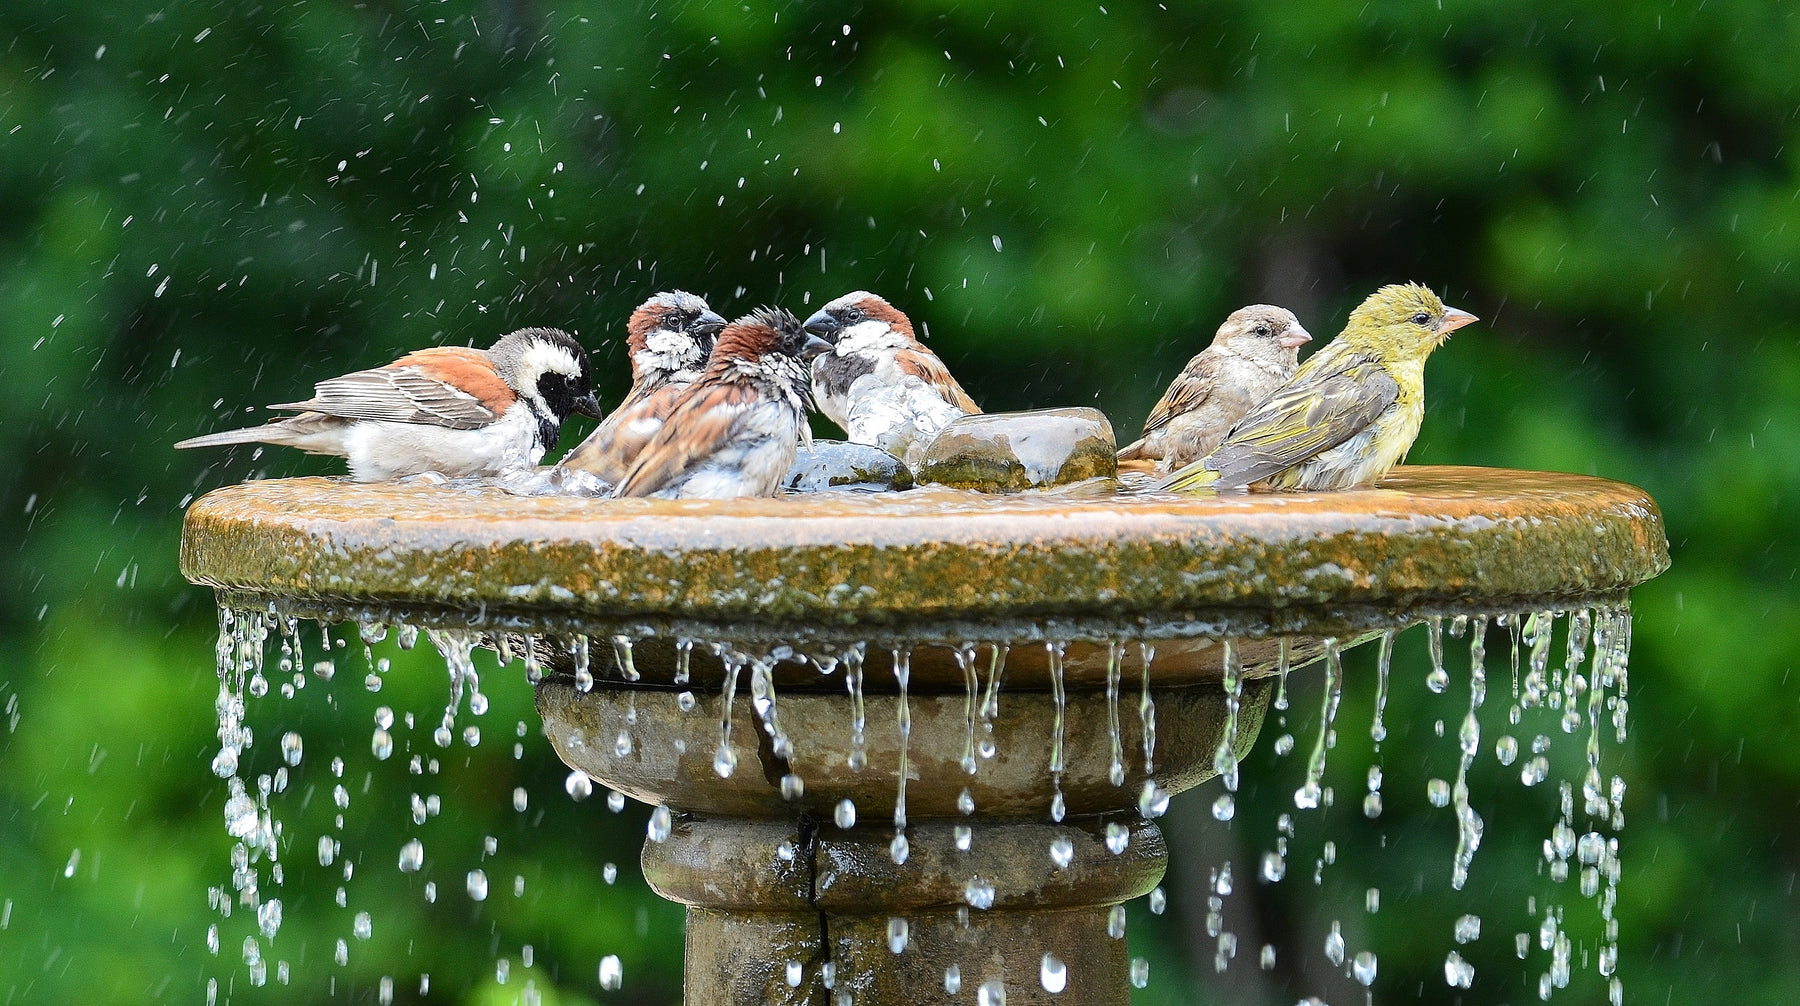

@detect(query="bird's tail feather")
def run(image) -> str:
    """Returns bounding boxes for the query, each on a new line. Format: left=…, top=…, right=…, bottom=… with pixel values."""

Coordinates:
left=174, top=425, right=297, bottom=450
left=1152, top=461, right=1221, bottom=492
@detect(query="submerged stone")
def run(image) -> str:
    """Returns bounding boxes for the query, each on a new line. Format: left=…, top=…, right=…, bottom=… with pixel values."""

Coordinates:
left=785, top=440, right=914, bottom=493
left=916, top=408, right=1118, bottom=492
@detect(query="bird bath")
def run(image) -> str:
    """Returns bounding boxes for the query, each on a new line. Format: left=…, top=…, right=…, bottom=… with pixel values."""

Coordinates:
left=180, top=465, right=1667, bottom=1004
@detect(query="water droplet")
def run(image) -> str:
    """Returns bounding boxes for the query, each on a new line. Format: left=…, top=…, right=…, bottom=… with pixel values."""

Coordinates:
left=598, top=954, right=622, bottom=990
left=607, top=790, right=627, bottom=813
left=1444, top=950, right=1474, bottom=987
left=1039, top=953, right=1067, bottom=993
left=780, top=774, right=805, bottom=801
left=280, top=732, right=303, bottom=766
left=785, top=959, right=803, bottom=987
left=1105, top=822, right=1130, bottom=854
left=466, top=870, right=488, bottom=901
left=1273, top=733, right=1294, bottom=756
left=648, top=805, right=673, bottom=843
left=676, top=690, right=697, bottom=712
left=1427, top=778, right=1451, bottom=807
left=944, top=964, right=962, bottom=994
left=834, top=799, right=857, bottom=829
left=1148, top=887, right=1166, bottom=914
left=1138, top=780, right=1169, bottom=818
left=1130, top=957, right=1150, bottom=988
left=954, top=824, right=972, bottom=851
left=957, top=788, right=976, bottom=815
left=1049, top=836, right=1074, bottom=868
left=1353, top=950, right=1378, bottom=986
left=1455, top=914, right=1482, bottom=942
left=889, top=832, right=910, bottom=865
left=1108, top=905, right=1127, bottom=938
left=713, top=743, right=738, bottom=778
left=398, top=839, right=424, bottom=873
left=963, top=877, right=995, bottom=909
left=371, top=729, right=393, bottom=759
left=1211, top=793, right=1235, bottom=821
left=564, top=771, right=592, bottom=801
left=1324, top=921, right=1346, bottom=965
left=886, top=917, right=909, bottom=953
left=603, top=863, right=618, bottom=885
left=352, top=911, right=372, bottom=940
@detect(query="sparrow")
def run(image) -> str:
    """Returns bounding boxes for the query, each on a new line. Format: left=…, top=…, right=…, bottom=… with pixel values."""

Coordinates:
left=175, top=328, right=602, bottom=482
left=558, top=291, right=728, bottom=485
left=1116, top=305, right=1311, bottom=472
left=804, top=291, right=980, bottom=438
left=611, top=306, right=832, bottom=499
left=1157, top=283, right=1478, bottom=492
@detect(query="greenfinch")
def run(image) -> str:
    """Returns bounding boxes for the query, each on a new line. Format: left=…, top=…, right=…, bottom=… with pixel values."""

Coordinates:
left=1155, top=283, right=1477, bottom=492
left=1116, top=305, right=1311, bottom=473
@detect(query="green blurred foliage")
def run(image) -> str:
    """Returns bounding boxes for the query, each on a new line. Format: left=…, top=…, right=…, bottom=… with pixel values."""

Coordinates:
left=2, top=0, right=1796, bottom=1002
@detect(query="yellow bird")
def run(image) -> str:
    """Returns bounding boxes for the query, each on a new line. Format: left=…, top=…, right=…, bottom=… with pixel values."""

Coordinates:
left=1155, top=283, right=1477, bottom=492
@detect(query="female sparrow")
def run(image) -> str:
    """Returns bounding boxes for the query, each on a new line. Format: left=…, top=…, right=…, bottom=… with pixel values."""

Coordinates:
left=1157, top=283, right=1477, bottom=492
left=1116, top=305, right=1311, bottom=472
left=559, top=291, right=727, bottom=484
left=175, top=327, right=601, bottom=481
left=611, top=307, right=832, bottom=499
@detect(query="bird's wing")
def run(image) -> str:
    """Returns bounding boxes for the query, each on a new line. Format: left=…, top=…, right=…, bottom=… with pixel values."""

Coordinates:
left=1202, top=349, right=1399, bottom=488
left=611, top=383, right=759, bottom=498
left=268, top=347, right=509, bottom=430
left=563, top=384, right=684, bottom=482
left=895, top=346, right=980, bottom=414
left=1140, top=351, right=1222, bottom=439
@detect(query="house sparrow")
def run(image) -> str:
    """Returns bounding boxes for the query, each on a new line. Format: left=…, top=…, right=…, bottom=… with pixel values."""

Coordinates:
left=1157, top=283, right=1477, bottom=492
left=611, top=307, right=832, bottom=499
left=175, top=327, right=602, bottom=482
left=1116, top=305, right=1311, bottom=472
left=804, top=291, right=979, bottom=441
left=558, top=291, right=727, bottom=484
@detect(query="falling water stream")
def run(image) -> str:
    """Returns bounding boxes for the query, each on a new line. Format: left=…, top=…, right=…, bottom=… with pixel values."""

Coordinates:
left=204, top=600, right=1633, bottom=1003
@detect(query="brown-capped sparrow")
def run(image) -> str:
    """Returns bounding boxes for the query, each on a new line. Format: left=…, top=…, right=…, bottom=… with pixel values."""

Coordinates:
left=611, top=306, right=832, bottom=499
left=558, top=291, right=727, bottom=485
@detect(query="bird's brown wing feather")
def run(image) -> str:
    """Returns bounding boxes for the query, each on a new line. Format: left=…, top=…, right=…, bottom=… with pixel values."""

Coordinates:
left=269, top=348, right=506, bottom=429
left=895, top=346, right=980, bottom=414
left=1205, top=351, right=1398, bottom=488
left=611, top=383, right=755, bottom=498
left=1141, top=352, right=1222, bottom=438
left=563, top=384, right=684, bottom=482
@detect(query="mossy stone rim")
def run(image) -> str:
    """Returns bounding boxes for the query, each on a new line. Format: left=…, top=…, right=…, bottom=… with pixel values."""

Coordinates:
left=179, top=465, right=1669, bottom=642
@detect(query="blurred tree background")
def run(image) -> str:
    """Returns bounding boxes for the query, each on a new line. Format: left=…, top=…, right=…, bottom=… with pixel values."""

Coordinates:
left=1, top=0, right=1795, bottom=1002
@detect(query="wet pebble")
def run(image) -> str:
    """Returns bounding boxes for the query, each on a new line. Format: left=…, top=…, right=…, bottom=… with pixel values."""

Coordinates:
left=784, top=440, right=914, bottom=493
left=915, top=408, right=1118, bottom=492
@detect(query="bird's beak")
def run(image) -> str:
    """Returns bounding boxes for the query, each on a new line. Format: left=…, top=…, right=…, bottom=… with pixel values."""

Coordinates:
left=697, top=309, right=728, bottom=337
left=802, top=309, right=842, bottom=342
left=573, top=393, right=605, bottom=420
left=1438, top=306, right=1479, bottom=335
left=798, top=333, right=834, bottom=361
left=1279, top=323, right=1313, bottom=349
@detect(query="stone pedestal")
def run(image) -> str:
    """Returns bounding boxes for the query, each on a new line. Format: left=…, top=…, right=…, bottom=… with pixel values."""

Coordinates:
left=178, top=466, right=1671, bottom=1005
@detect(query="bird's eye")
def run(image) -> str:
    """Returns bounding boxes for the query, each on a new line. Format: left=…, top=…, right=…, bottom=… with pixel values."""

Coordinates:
left=1411, top=312, right=1431, bottom=326
left=844, top=308, right=863, bottom=322
left=1254, top=325, right=1270, bottom=337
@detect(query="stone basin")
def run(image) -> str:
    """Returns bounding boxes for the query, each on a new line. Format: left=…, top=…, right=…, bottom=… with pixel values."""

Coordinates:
left=179, top=465, right=1668, bottom=1005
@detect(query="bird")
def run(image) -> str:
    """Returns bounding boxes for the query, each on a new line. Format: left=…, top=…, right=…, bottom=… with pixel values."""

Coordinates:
left=1156, top=283, right=1478, bottom=492
left=804, top=290, right=980, bottom=434
left=174, top=328, right=602, bottom=482
left=558, top=291, right=728, bottom=485
left=611, top=306, right=833, bottom=499
left=1116, top=305, right=1312, bottom=473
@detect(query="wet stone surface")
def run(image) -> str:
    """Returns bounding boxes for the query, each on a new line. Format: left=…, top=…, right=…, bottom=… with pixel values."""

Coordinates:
left=841, top=374, right=970, bottom=468
left=785, top=440, right=914, bottom=493
left=916, top=407, right=1119, bottom=492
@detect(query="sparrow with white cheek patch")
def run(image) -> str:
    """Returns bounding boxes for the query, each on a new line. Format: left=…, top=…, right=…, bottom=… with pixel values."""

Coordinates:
left=804, top=290, right=980, bottom=434
left=559, top=291, right=727, bottom=484
left=175, top=327, right=602, bottom=482
left=611, top=307, right=833, bottom=500
left=1116, top=305, right=1311, bottom=472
